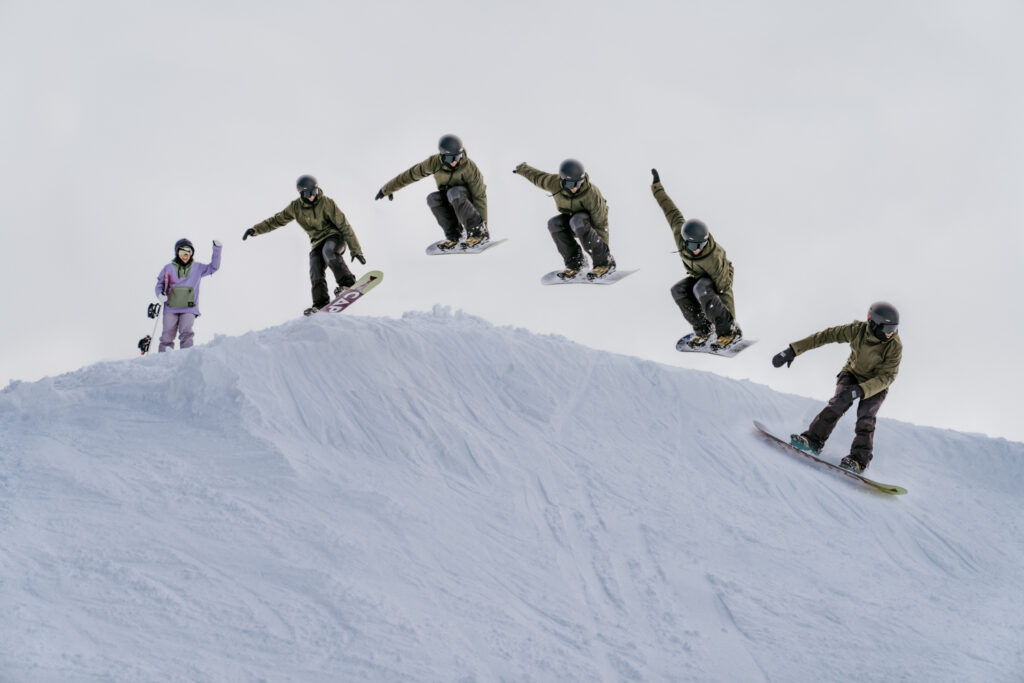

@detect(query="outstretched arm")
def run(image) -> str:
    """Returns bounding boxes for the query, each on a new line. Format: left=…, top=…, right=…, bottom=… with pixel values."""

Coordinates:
left=380, top=156, right=439, bottom=196
left=790, top=322, right=859, bottom=356
left=513, top=163, right=561, bottom=193
left=251, top=203, right=297, bottom=237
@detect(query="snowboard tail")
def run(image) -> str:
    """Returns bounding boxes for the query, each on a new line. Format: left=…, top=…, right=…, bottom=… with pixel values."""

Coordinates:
left=753, top=421, right=907, bottom=495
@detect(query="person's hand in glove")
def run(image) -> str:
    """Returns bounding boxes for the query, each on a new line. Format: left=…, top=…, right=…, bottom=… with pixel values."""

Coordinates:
left=772, top=346, right=796, bottom=368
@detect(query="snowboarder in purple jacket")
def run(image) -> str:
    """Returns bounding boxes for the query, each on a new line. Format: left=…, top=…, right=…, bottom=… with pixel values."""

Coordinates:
left=154, top=238, right=222, bottom=352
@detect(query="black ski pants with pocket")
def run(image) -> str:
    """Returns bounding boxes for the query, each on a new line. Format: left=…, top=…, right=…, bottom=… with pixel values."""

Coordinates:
left=309, top=235, right=355, bottom=308
left=802, top=370, right=888, bottom=467
left=547, top=212, right=611, bottom=269
left=670, top=276, right=734, bottom=336
left=427, top=186, right=485, bottom=241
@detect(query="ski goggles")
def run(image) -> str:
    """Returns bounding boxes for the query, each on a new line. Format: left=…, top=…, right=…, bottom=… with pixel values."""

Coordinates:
left=684, top=239, right=708, bottom=253
left=440, top=151, right=463, bottom=165
left=299, top=186, right=318, bottom=200
left=560, top=176, right=584, bottom=191
left=177, top=246, right=194, bottom=255
left=877, top=322, right=898, bottom=334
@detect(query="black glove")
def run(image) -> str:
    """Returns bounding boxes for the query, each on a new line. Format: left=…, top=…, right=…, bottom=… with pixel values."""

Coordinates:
left=351, top=252, right=366, bottom=265
left=375, top=189, right=393, bottom=201
left=242, top=228, right=255, bottom=241
left=772, top=346, right=796, bottom=368
left=651, top=168, right=660, bottom=184
left=845, top=385, right=865, bottom=400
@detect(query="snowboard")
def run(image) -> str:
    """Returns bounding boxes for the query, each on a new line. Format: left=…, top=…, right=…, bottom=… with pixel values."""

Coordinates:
left=540, top=268, right=638, bottom=286
left=676, top=333, right=757, bottom=358
left=425, top=237, right=508, bottom=255
left=315, top=270, right=383, bottom=315
left=753, top=421, right=907, bottom=495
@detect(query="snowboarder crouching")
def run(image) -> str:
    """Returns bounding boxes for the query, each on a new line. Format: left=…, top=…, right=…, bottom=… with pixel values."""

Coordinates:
left=514, top=158, right=615, bottom=280
left=651, top=168, right=741, bottom=349
left=375, top=134, right=490, bottom=250
left=772, top=302, right=903, bottom=473
left=244, top=175, right=365, bottom=316
left=155, top=238, right=221, bottom=352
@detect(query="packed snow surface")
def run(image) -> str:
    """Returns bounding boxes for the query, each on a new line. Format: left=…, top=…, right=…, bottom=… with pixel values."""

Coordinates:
left=1, top=309, right=1021, bottom=682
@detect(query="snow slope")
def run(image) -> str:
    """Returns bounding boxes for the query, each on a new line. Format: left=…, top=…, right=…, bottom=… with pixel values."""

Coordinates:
left=1, top=309, right=1022, bottom=682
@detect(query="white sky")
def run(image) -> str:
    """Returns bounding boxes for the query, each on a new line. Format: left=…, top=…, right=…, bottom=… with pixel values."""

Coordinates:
left=1, top=0, right=1022, bottom=443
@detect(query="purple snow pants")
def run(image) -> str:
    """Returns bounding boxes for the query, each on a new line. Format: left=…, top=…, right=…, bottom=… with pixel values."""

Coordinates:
left=159, top=312, right=196, bottom=352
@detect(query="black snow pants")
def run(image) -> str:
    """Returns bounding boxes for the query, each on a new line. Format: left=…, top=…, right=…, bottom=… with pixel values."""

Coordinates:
left=309, top=235, right=356, bottom=307
left=802, top=370, right=888, bottom=468
left=547, top=212, right=612, bottom=269
left=426, top=186, right=485, bottom=241
left=670, top=276, right=734, bottom=336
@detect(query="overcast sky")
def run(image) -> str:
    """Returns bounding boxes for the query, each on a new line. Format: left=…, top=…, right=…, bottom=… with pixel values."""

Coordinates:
left=2, top=0, right=1022, bottom=443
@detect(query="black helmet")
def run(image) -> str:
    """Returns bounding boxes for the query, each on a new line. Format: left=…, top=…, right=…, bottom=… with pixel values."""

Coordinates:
left=174, top=238, right=194, bottom=256
left=868, top=301, right=900, bottom=339
left=438, top=134, right=464, bottom=166
left=296, top=175, right=318, bottom=200
left=681, top=219, right=710, bottom=254
left=559, top=158, right=585, bottom=191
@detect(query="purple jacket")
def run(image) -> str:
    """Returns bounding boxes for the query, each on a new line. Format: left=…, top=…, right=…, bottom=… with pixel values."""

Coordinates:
left=155, top=243, right=221, bottom=316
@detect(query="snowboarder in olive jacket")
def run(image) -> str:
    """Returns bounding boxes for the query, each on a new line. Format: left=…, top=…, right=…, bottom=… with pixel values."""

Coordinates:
left=514, top=158, right=615, bottom=280
left=375, top=134, right=490, bottom=250
left=772, top=302, right=903, bottom=473
left=651, top=169, right=741, bottom=349
left=154, top=238, right=221, bottom=352
left=244, top=175, right=365, bottom=315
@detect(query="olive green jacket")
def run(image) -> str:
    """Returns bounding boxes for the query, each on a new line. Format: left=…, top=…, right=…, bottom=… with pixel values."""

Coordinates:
left=381, top=153, right=488, bottom=222
left=790, top=321, right=903, bottom=398
left=515, top=163, right=610, bottom=244
left=652, top=181, right=735, bottom=317
left=251, top=190, right=363, bottom=253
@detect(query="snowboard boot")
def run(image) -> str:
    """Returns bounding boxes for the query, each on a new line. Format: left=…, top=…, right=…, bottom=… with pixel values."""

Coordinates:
left=303, top=306, right=320, bottom=316
left=711, top=325, right=742, bottom=350
left=840, top=456, right=865, bottom=473
left=465, top=224, right=490, bottom=248
left=333, top=284, right=351, bottom=296
left=686, top=330, right=712, bottom=348
left=790, top=434, right=822, bottom=455
left=438, top=238, right=461, bottom=251
left=587, top=259, right=617, bottom=280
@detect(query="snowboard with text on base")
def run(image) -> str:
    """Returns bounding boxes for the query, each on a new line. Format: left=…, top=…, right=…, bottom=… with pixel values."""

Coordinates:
left=753, top=421, right=907, bottom=495
left=310, top=270, right=383, bottom=315
left=425, top=237, right=508, bottom=255
left=676, top=332, right=757, bottom=358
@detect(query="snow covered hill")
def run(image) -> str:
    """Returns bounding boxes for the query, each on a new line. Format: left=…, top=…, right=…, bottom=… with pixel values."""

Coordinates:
left=1, top=309, right=1022, bottom=682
